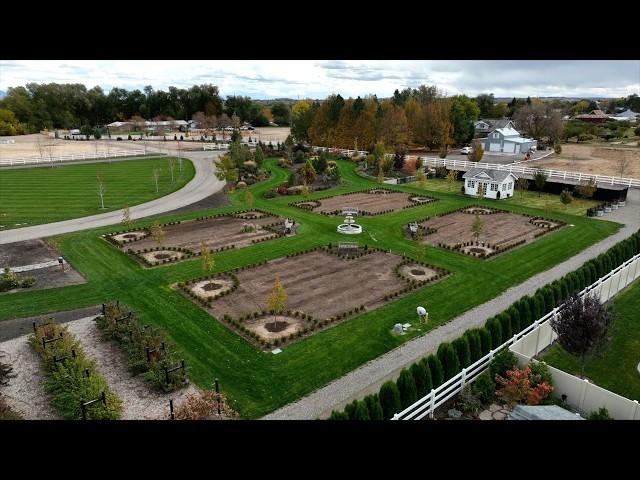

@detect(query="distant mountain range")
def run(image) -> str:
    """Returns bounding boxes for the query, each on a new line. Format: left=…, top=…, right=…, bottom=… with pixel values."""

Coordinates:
left=0, top=90, right=5, bottom=98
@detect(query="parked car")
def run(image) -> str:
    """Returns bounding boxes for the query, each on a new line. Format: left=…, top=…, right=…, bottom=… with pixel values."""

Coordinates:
left=460, top=146, right=472, bottom=155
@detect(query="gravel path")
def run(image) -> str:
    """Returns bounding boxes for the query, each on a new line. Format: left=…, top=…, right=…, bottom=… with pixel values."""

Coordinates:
left=0, top=315, right=200, bottom=420
left=0, top=336, right=58, bottom=420
left=66, top=317, right=200, bottom=420
left=264, top=189, right=640, bottom=420
left=0, top=145, right=225, bottom=245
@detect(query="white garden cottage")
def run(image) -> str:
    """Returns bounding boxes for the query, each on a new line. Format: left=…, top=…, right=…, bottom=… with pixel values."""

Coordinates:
left=462, top=168, right=518, bottom=200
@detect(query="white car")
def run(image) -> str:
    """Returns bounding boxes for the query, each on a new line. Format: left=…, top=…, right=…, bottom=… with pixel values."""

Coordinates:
left=460, top=146, right=472, bottom=155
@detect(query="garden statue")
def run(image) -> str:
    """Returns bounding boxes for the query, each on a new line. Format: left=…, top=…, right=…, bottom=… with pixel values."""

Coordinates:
left=392, top=323, right=404, bottom=334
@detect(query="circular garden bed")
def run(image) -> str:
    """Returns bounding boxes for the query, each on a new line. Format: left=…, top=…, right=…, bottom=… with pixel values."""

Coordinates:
left=190, top=277, right=235, bottom=298
left=398, top=264, right=440, bottom=282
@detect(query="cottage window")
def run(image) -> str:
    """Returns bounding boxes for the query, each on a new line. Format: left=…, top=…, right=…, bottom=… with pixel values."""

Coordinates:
left=490, top=183, right=498, bottom=191
left=493, top=133, right=498, bottom=138
left=468, top=180, right=475, bottom=188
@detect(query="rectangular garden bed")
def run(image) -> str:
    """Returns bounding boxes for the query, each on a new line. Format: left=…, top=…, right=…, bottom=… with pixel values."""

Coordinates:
left=292, top=187, right=436, bottom=216
left=177, top=245, right=450, bottom=350
left=409, top=205, right=565, bottom=259
left=105, top=209, right=297, bottom=267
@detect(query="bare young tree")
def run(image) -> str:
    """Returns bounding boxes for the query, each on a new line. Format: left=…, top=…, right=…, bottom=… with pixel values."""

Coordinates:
left=36, top=134, right=46, bottom=161
left=168, top=157, right=175, bottom=183
left=516, top=177, right=530, bottom=200
left=152, top=166, right=161, bottom=193
left=44, top=142, right=55, bottom=165
left=149, top=223, right=165, bottom=247
left=96, top=174, right=107, bottom=209
left=618, top=155, right=630, bottom=178
left=121, top=205, right=133, bottom=230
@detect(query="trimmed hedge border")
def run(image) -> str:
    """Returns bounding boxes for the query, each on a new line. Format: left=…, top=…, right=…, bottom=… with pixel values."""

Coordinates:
left=327, top=228, right=640, bottom=420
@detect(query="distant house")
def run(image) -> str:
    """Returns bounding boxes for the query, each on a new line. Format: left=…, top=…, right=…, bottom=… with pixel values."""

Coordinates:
left=479, top=126, right=536, bottom=154
left=462, top=168, right=518, bottom=199
left=575, top=109, right=609, bottom=124
left=609, top=109, right=639, bottom=123
left=474, top=118, right=515, bottom=136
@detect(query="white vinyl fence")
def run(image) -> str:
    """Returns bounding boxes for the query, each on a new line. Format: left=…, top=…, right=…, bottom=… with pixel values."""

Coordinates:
left=0, top=150, right=150, bottom=167
left=393, top=251, right=640, bottom=420
left=509, top=253, right=640, bottom=420
left=309, top=146, right=640, bottom=189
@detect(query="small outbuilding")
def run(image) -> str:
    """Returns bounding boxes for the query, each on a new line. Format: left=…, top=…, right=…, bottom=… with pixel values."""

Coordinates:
left=462, top=168, right=518, bottom=199
left=480, top=126, right=537, bottom=154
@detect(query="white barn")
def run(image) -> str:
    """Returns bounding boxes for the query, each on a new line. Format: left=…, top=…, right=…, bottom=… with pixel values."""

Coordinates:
left=462, top=168, right=518, bottom=200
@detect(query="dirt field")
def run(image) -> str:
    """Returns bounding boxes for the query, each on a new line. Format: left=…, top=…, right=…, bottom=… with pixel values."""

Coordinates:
left=113, top=212, right=292, bottom=255
left=0, top=134, right=125, bottom=159
left=528, top=144, right=640, bottom=178
left=297, top=190, right=434, bottom=215
left=0, top=239, right=85, bottom=293
left=206, top=250, right=410, bottom=323
left=420, top=208, right=561, bottom=256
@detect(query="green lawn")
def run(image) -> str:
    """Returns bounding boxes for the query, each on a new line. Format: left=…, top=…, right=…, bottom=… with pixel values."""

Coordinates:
left=0, top=159, right=621, bottom=418
left=541, top=278, right=640, bottom=401
left=408, top=178, right=600, bottom=216
left=0, top=157, right=194, bottom=229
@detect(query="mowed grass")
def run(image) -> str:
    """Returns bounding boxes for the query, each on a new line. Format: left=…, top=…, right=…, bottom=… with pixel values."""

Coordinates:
left=0, top=159, right=621, bottom=418
left=407, top=177, right=601, bottom=216
left=0, top=157, right=194, bottom=229
left=541, top=278, right=640, bottom=402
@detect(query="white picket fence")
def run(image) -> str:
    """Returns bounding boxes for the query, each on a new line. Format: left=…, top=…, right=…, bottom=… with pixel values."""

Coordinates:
left=0, top=150, right=149, bottom=166
left=392, top=251, right=640, bottom=420
left=308, top=145, right=640, bottom=189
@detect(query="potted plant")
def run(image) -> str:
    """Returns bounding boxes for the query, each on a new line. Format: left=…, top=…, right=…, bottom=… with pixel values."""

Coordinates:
left=604, top=203, right=612, bottom=213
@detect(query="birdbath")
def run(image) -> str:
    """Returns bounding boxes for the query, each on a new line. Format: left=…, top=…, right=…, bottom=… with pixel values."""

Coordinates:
left=337, top=213, right=363, bottom=235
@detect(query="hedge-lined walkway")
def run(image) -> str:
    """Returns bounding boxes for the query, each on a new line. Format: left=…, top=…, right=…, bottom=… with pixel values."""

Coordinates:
left=264, top=189, right=640, bottom=420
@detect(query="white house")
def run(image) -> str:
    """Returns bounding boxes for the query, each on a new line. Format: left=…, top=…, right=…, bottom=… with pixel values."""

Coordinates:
left=462, top=168, right=518, bottom=200
left=479, top=126, right=537, bottom=154
left=474, top=118, right=515, bottom=136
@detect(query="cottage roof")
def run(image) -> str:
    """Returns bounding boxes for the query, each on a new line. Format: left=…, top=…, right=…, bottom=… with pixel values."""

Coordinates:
left=508, top=405, right=584, bottom=421
left=494, top=127, right=521, bottom=137
left=462, top=168, right=518, bottom=183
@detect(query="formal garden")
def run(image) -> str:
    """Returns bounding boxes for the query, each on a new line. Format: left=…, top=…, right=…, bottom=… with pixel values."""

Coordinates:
left=0, top=157, right=623, bottom=418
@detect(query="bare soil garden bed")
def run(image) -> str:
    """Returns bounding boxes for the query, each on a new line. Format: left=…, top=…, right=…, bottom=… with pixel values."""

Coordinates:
left=0, top=239, right=86, bottom=293
left=106, top=210, right=296, bottom=267
left=292, top=189, right=436, bottom=216
left=416, top=206, right=564, bottom=259
left=179, top=246, right=449, bottom=349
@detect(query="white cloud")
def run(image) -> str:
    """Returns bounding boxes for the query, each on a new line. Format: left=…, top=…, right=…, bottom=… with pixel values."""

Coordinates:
left=0, top=60, right=638, bottom=99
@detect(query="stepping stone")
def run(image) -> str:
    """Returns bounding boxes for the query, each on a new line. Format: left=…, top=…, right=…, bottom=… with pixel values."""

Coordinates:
left=492, top=411, right=507, bottom=420
left=489, top=403, right=501, bottom=413
left=478, top=410, right=492, bottom=420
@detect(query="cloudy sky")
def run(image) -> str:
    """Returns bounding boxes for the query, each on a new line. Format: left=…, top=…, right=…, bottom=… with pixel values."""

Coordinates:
left=1, top=60, right=638, bottom=99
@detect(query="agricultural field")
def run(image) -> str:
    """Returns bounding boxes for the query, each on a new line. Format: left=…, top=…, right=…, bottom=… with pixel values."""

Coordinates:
left=541, top=278, right=640, bottom=402
left=0, top=157, right=194, bottom=230
left=0, top=158, right=621, bottom=418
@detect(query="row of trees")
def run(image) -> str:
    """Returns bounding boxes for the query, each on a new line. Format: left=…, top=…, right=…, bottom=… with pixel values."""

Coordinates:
left=0, top=82, right=298, bottom=134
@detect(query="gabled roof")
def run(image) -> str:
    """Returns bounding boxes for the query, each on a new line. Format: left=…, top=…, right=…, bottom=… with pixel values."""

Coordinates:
left=494, top=127, right=521, bottom=137
left=615, top=109, right=639, bottom=118
left=503, top=137, right=535, bottom=144
left=462, top=168, right=518, bottom=183
left=576, top=110, right=609, bottom=119
left=480, top=118, right=515, bottom=130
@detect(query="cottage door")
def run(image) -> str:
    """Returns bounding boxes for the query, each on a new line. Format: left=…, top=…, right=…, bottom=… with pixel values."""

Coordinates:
left=478, top=182, right=487, bottom=197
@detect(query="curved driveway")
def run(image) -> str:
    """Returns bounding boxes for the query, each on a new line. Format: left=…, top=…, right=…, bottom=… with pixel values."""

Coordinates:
left=0, top=145, right=225, bottom=245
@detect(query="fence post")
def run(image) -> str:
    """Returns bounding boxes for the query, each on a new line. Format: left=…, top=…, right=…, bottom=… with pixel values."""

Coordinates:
left=633, top=400, right=640, bottom=420
left=579, top=378, right=589, bottom=412
left=628, top=399, right=639, bottom=420
left=429, top=389, right=435, bottom=419
left=460, top=367, right=467, bottom=387
left=534, top=321, right=542, bottom=355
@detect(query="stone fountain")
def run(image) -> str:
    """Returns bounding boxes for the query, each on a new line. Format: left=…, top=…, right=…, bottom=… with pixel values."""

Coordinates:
left=337, top=211, right=363, bottom=235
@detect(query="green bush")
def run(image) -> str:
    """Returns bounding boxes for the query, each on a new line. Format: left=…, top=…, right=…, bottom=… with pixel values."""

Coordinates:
left=498, top=313, right=512, bottom=340
left=465, top=329, right=482, bottom=363
left=410, top=362, right=429, bottom=398
left=529, top=361, right=553, bottom=388
left=426, top=354, right=444, bottom=387
left=344, top=400, right=358, bottom=420
left=353, top=400, right=371, bottom=420
left=489, top=349, right=518, bottom=380
left=471, top=370, right=496, bottom=403
left=379, top=381, right=402, bottom=420
left=487, top=317, right=503, bottom=348
left=478, top=328, right=492, bottom=355
left=328, top=410, right=349, bottom=420
left=588, top=406, right=613, bottom=420
left=397, top=368, right=418, bottom=409
left=452, top=337, right=471, bottom=368
left=364, top=394, right=384, bottom=420
left=507, top=306, right=521, bottom=335
left=439, top=343, right=461, bottom=381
